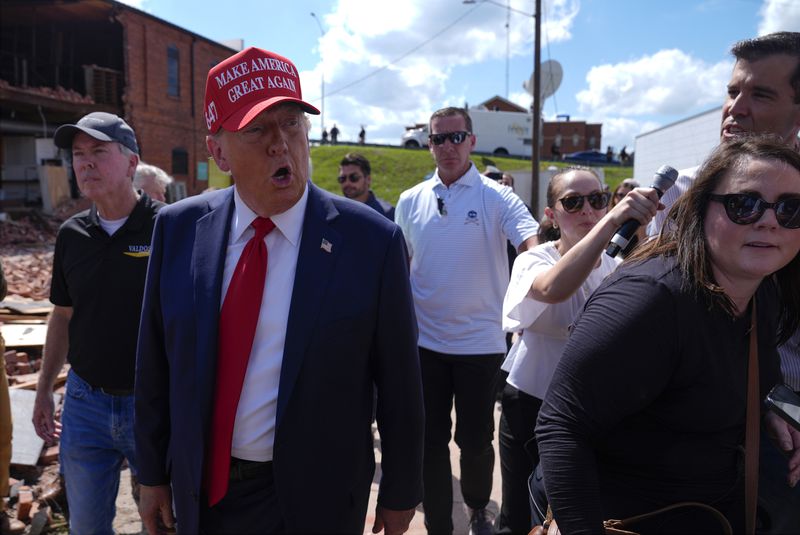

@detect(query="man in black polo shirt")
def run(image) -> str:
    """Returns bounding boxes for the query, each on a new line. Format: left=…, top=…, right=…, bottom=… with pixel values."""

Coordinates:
left=32, top=112, right=162, bottom=535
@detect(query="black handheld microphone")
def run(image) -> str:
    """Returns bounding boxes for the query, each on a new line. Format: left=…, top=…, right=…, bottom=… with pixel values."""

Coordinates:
left=605, top=165, right=678, bottom=257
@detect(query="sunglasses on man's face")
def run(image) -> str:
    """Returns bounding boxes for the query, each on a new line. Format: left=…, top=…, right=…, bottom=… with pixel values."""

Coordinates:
left=708, top=193, right=800, bottom=229
left=337, top=173, right=363, bottom=184
left=429, top=131, right=470, bottom=146
left=558, top=191, right=612, bottom=213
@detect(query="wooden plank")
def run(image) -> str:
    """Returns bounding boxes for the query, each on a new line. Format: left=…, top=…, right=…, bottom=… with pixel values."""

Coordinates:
left=9, top=389, right=62, bottom=466
left=10, top=370, right=67, bottom=391
left=0, top=324, right=47, bottom=347
left=0, top=316, right=47, bottom=324
left=0, top=299, right=53, bottom=315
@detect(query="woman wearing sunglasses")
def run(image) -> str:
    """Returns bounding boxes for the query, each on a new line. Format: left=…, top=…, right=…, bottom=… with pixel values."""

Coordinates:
left=496, top=167, right=659, bottom=533
left=536, top=136, right=800, bottom=534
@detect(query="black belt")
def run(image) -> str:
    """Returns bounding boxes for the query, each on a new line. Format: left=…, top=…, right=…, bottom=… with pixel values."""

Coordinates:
left=98, top=387, right=134, bottom=396
left=229, top=457, right=273, bottom=481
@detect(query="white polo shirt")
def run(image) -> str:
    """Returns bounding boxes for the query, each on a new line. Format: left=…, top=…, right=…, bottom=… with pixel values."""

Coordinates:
left=396, top=163, right=539, bottom=355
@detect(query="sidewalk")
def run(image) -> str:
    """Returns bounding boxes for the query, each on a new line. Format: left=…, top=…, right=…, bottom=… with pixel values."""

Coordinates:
left=363, top=402, right=504, bottom=535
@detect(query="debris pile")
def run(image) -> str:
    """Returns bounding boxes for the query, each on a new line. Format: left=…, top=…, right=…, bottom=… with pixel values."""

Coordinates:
left=2, top=298, right=65, bottom=532
left=1, top=197, right=90, bottom=301
left=0, top=79, right=95, bottom=105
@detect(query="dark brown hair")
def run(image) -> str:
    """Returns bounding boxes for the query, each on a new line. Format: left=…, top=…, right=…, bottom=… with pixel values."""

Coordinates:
left=628, top=135, right=800, bottom=342
left=537, top=166, right=602, bottom=243
left=731, top=31, right=800, bottom=104
left=340, top=152, right=371, bottom=177
left=430, top=107, right=473, bottom=133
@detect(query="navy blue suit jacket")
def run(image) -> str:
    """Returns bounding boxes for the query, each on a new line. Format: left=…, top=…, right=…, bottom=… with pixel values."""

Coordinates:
left=135, top=183, right=424, bottom=534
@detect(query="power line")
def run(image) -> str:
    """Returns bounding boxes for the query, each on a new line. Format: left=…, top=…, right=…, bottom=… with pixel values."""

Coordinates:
left=317, top=4, right=482, bottom=100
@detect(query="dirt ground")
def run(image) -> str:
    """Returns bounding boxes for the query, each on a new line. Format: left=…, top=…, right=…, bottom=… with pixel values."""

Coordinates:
left=113, top=469, right=143, bottom=535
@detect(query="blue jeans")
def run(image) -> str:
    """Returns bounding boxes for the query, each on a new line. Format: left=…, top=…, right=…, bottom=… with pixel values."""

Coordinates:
left=60, top=370, right=137, bottom=535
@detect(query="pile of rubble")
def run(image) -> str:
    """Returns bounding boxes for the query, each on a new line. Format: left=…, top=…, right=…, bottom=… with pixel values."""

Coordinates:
left=2, top=319, right=68, bottom=533
left=1, top=202, right=80, bottom=532
left=0, top=198, right=91, bottom=301
left=0, top=79, right=94, bottom=105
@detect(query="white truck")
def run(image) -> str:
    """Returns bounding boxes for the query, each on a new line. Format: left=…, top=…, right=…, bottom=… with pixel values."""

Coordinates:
left=400, top=108, right=533, bottom=158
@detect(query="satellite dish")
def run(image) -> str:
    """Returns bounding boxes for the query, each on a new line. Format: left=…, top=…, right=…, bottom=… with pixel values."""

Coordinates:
left=524, top=59, right=563, bottom=107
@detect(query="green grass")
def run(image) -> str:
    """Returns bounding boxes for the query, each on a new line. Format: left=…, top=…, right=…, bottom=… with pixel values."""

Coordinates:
left=309, top=144, right=634, bottom=205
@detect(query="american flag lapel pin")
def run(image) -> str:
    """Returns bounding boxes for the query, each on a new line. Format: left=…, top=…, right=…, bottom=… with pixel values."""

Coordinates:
left=320, top=238, right=333, bottom=253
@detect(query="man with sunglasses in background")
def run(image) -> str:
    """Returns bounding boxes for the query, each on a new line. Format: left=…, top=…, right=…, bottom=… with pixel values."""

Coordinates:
left=339, top=152, right=395, bottom=220
left=648, top=32, right=800, bottom=534
left=396, top=106, right=538, bottom=535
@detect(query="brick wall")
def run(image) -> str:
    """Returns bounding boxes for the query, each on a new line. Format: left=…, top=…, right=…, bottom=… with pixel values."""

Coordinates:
left=542, top=121, right=602, bottom=158
left=116, top=10, right=233, bottom=195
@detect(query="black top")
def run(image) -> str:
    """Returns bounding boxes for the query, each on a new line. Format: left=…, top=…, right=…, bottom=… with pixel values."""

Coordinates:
left=536, top=254, right=781, bottom=535
left=50, top=194, right=162, bottom=389
left=365, top=190, right=395, bottom=221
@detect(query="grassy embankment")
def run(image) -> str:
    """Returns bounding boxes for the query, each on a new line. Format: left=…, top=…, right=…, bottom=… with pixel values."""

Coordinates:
left=309, top=144, right=634, bottom=206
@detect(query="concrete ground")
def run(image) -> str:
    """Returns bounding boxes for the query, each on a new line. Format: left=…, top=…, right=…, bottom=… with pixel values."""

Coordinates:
left=364, top=401, right=504, bottom=535
left=112, top=402, right=505, bottom=535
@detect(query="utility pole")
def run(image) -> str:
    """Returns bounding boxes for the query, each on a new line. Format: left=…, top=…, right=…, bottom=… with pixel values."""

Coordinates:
left=531, top=0, right=541, bottom=215
left=310, top=12, right=325, bottom=136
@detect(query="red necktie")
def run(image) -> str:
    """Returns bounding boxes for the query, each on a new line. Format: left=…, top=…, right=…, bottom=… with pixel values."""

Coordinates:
left=205, top=217, right=275, bottom=506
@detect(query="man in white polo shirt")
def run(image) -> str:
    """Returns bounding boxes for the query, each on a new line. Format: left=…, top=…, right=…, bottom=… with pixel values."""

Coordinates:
left=396, top=106, right=538, bottom=535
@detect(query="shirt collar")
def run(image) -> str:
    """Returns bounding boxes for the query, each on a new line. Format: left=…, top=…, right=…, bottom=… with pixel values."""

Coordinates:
left=232, top=183, right=308, bottom=246
left=432, top=162, right=480, bottom=189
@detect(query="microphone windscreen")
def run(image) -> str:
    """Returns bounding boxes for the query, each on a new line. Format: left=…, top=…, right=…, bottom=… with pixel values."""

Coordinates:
left=653, top=165, right=679, bottom=193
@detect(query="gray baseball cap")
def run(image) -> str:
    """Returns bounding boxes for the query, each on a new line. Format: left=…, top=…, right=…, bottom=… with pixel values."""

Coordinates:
left=54, top=112, right=139, bottom=154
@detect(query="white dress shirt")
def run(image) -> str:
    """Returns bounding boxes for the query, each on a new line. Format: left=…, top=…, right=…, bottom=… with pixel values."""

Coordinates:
left=222, top=184, right=308, bottom=462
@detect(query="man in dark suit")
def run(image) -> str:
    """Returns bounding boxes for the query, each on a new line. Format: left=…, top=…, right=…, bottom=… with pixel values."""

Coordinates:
left=135, top=46, right=424, bottom=535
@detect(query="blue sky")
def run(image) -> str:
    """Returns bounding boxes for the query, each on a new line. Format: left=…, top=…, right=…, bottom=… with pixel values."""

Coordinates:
left=122, top=0, right=799, bottom=153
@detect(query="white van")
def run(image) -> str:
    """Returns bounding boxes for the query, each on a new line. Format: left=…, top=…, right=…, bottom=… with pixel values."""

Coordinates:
left=400, top=109, right=533, bottom=158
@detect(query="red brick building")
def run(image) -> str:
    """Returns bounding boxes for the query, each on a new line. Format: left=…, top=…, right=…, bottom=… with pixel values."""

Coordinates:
left=542, top=118, right=602, bottom=159
left=477, top=95, right=527, bottom=113
left=0, top=0, right=236, bottom=204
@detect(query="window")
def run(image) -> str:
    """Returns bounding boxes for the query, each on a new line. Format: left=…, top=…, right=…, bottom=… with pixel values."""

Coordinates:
left=167, top=45, right=180, bottom=97
left=172, top=148, right=188, bottom=175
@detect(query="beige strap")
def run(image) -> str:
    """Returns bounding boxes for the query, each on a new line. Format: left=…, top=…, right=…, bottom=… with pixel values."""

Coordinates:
left=744, top=300, right=759, bottom=535
left=608, top=501, right=732, bottom=535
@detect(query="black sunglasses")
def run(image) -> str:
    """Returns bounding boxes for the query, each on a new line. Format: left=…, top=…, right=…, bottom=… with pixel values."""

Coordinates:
left=429, top=131, right=471, bottom=146
left=558, top=192, right=611, bottom=213
left=337, top=172, right=363, bottom=184
left=708, top=193, right=800, bottom=229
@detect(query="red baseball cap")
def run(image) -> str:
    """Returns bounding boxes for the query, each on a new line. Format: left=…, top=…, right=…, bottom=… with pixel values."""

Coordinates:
left=204, top=47, right=320, bottom=133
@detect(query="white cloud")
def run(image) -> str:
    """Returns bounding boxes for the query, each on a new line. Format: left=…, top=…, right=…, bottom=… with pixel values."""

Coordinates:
left=575, top=49, right=732, bottom=118
left=115, top=0, right=148, bottom=10
left=758, top=0, right=800, bottom=35
left=303, top=0, right=579, bottom=144
left=509, top=90, right=533, bottom=111
left=597, top=117, right=661, bottom=154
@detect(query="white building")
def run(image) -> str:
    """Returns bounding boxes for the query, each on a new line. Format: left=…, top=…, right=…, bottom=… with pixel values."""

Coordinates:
left=633, top=107, right=720, bottom=182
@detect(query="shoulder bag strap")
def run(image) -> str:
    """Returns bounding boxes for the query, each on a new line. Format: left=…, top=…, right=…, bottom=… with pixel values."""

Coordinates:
left=745, top=298, right=759, bottom=535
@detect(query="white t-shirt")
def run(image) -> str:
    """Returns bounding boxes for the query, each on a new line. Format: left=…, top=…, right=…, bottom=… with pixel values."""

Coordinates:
left=502, top=241, right=619, bottom=399
left=395, top=163, right=539, bottom=355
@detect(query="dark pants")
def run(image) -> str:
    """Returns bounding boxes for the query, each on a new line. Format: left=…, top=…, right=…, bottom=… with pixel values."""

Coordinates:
left=419, top=347, right=504, bottom=534
left=496, top=384, right=544, bottom=534
left=199, top=461, right=283, bottom=534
